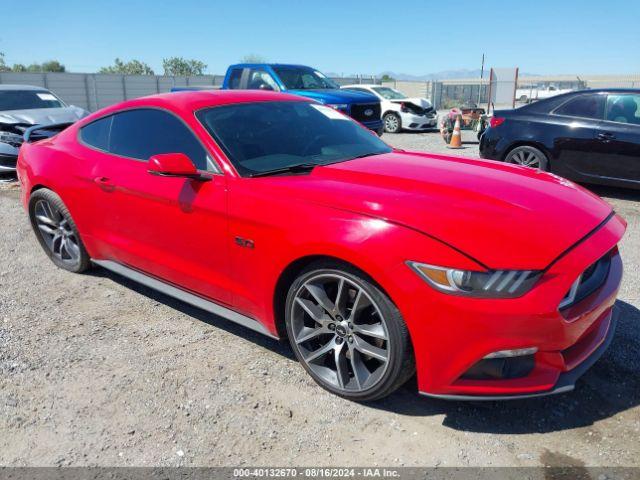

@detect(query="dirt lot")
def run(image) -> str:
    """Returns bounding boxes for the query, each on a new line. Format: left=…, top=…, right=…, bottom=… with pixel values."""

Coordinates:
left=1, top=131, right=639, bottom=467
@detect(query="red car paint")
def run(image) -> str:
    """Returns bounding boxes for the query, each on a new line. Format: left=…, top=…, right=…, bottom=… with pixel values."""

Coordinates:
left=17, top=90, right=625, bottom=398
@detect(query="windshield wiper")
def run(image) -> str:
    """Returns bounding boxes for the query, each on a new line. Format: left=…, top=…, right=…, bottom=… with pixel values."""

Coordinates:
left=249, top=163, right=319, bottom=177
left=345, top=151, right=387, bottom=161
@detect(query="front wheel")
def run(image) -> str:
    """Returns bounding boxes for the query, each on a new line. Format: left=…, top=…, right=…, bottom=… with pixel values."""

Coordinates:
left=285, top=261, right=414, bottom=401
left=505, top=145, right=549, bottom=171
left=29, top=188, right=91, bottom=273
left=383, top=112, right=402, bottom=134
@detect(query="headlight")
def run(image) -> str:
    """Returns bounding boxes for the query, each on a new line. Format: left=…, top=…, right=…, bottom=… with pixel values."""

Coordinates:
left=406, top=262, right=541, bottom=298
left=327, top=103, right=349, bottom=111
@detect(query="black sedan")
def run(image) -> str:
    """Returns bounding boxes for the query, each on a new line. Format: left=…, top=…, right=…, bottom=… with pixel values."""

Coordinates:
left=480, top=89, right=640, bottom=189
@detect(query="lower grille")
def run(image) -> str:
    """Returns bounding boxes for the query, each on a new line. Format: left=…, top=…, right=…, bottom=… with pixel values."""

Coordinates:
left=350, top=103, right=381, bottom=123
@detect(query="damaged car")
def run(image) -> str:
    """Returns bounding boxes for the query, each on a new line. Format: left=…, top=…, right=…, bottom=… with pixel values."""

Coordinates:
left=1, top=85, right=88, bottom=173
left=342, top=84, right=437, bottom=133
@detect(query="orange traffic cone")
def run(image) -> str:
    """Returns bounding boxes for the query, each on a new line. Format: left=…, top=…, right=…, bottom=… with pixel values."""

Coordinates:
left=447, top=115, right=464, bottom=149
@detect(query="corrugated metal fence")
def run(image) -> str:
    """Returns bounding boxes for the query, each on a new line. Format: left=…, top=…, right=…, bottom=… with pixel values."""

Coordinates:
left=2, top=72, right=637, bottom=112
left=0, top=72, right=378, bottom=112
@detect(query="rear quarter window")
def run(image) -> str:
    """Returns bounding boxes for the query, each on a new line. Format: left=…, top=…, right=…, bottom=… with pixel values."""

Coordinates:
left=79, top=116, right=112, bottom=151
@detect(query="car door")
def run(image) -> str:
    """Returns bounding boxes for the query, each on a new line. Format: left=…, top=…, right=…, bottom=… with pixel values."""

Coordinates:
left=593, top=93, right=640, bottom=184
left=551, top=93, right=607, bottom=180
left=85, top=108, right=232, bottom=305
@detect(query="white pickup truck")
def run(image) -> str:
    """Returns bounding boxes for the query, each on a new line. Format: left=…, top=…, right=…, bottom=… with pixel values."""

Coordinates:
left=516, top=85, right=572, bottom=103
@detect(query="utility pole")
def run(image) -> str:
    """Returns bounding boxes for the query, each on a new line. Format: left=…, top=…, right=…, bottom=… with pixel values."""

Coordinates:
left=478, top=53, right=485, bottom=105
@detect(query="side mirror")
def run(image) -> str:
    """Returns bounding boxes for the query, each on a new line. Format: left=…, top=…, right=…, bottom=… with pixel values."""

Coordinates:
left=148, top=153, right=209, bottom=181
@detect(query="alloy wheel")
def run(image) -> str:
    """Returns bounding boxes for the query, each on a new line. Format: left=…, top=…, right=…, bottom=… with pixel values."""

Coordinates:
left=384, top=114, right=400, bottom=133
left=508, top=148, right=546, bottom=169
left=33, top=199, right=81, bottom=265
left=290, top=273, right=390, bottom=393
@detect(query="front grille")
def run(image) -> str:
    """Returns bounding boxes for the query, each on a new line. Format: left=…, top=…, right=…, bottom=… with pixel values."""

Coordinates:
left=560, top=250, right=613, bottom=310
left=350, top=103, right=381, bottom=123
left=0, top=153, right=18, bottom=168
left=0, top=131, right=24, bottom=148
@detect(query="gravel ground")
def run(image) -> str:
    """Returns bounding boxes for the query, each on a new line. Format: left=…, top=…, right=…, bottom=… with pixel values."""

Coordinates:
left=1, top=132, right=639, bottom=467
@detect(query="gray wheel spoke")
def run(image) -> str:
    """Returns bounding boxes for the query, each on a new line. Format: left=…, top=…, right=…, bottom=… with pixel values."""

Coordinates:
left=348, top=289, right=371, bottom=321
left=295, top=297, right=324, bottom=323
left=348, top=345, right=368, bottom=390
left=352, top=322, right=387, bottom=340
left=37, top=223, right=57, bottom=235
left=304, top=283, right=336, bottom=316
left=334, top=342, right=348, bottom=389
left=35, top=214, right=57, bottom=227
left=304, top=339, right=335, bottom=363
left=295, top=325, right=329, bottom=344
left=353, top=335, right=388, bottom=362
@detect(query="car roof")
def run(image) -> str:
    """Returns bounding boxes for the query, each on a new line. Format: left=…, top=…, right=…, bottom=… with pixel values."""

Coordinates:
left=82, top=90, right=311, bottom=121
left=229, top=63, right=318, bottom=69
left=0, top=84, right=51, bottom=91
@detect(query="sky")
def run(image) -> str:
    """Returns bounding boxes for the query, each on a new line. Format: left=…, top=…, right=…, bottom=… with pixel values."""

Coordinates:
left=2, top=0, right=639, bottom=77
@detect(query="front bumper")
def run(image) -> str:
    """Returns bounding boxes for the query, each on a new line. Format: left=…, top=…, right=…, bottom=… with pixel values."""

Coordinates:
left=360, top=119, right=384, bottom=132
left=400, top=112, right=438, bottom=130
left=0, top=143, right=19, bottom=172
left=402, top=214, right=625, bottom=399
left=421, top=306, right=618, bottom=400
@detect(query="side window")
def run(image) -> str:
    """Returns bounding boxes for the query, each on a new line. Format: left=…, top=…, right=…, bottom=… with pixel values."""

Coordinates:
left=247, top=69, right=278, bottom=91
left=109, top=109, right=213, bottom=171
left=227, top=69, right=243, bottom=89
left=80, top=116, right=112, bottom=151
left=554, top=95, right=604, bottom=119
left=605, top=94, right=640, bottom=125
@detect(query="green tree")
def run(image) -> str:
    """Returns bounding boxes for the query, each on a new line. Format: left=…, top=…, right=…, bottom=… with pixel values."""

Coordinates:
left=162, top=57, right=207, bottom=76
left=0, top=52, right=10, bottom=72
left=240, top=54, right=267, bottom=63
left=99, top=58, right=155, bottom=75
left=21, top=61, right=66, bottom=73
left=380, top=74, right=395, bottom=82
left=40, top=60, right=66, bottom=72
left=11, top=64, right=27, bottom=72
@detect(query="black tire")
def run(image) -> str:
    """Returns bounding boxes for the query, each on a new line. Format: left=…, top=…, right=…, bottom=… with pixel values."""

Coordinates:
left=285, top=260, right=415, bottom=402
left=28, top=188, right=91, bottom=273
left=504, top=145, right=549, bottom=171
left=383, top=112, right=402, bottom=134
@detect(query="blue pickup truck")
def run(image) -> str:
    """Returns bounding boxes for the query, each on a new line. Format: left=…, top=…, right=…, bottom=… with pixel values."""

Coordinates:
left=221, top=64, right=384, bottom=135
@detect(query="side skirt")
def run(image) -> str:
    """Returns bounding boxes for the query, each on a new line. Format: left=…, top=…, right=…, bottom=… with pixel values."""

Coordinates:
left=92, top=259, right=279, bottom=340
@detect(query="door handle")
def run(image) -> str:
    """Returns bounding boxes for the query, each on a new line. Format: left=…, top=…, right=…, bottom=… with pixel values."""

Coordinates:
left=597, top=132, right=615, bottom=141
left=94, top=176, right=115, bottom=192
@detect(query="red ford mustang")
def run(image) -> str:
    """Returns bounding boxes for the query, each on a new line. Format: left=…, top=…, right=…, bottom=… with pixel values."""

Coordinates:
left=17, top=90, right=625, bottom=401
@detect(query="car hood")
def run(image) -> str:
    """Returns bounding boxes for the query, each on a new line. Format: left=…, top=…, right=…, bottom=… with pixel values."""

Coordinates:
left=275, top=152, right=613, bottom=270
left=389, top=97, right=433, bottom=109
left=287, top=89, right=379, bottom=105
left=0, top=106, right=88, bottom=126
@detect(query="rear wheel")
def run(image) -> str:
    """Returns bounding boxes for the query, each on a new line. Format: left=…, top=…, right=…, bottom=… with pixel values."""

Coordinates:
left=383, top=112, right=402, bottom=133
left=505, top=145, right=549, bottom=171
left=285, top=261, right=414, bottom=401
left=29, top=188, right=90, bottom=273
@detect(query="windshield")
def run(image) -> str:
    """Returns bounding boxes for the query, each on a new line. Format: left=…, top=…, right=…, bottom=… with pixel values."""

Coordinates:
left=0, top=90, right=64, bottom=111
left=273, top=67, right=340, bottom=90
left=196, top=101, right=391, bottom=177
left=372, top=87, right=407, bottom=100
